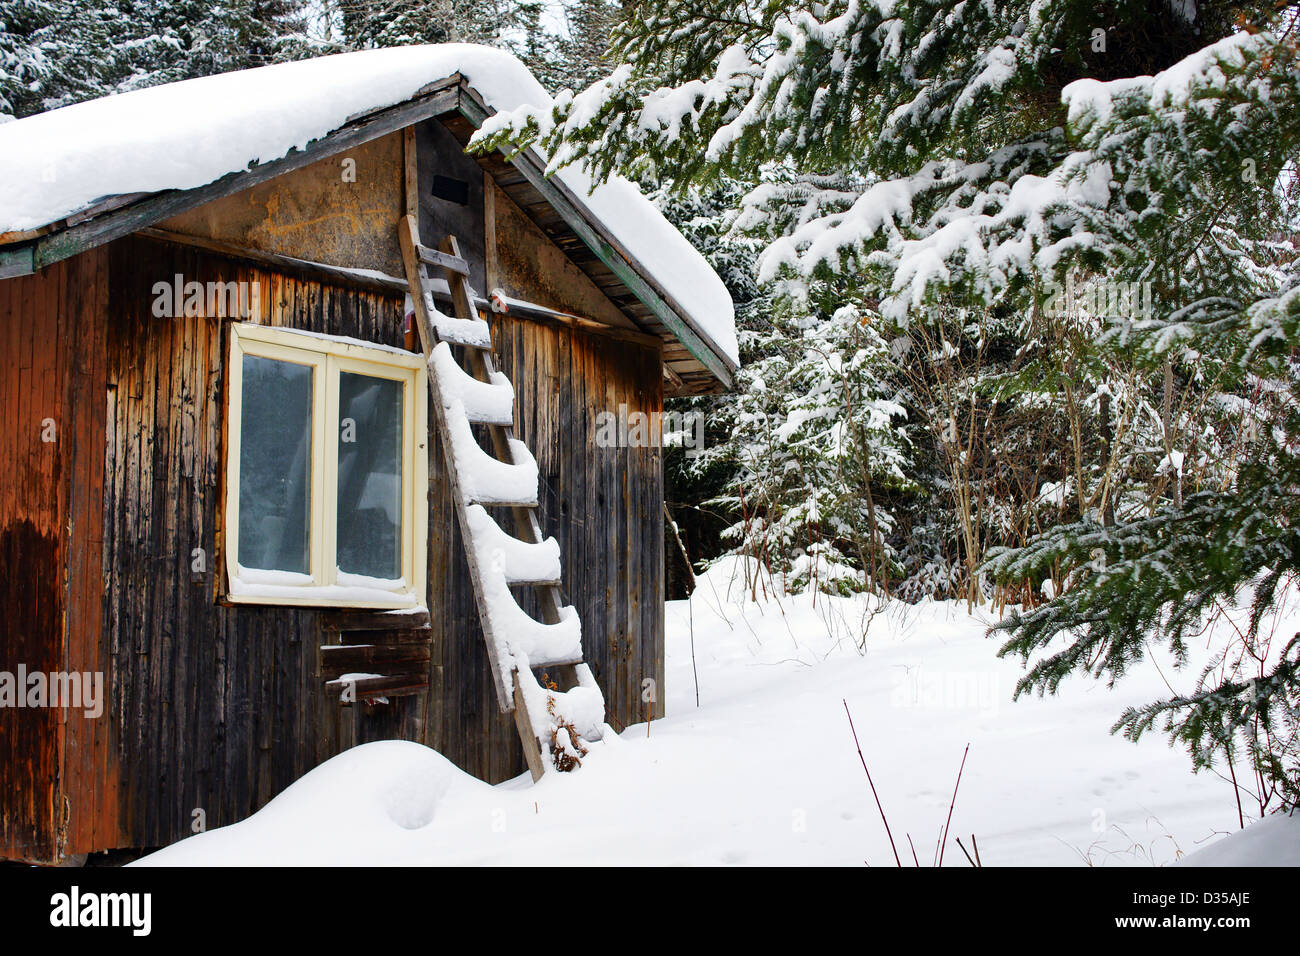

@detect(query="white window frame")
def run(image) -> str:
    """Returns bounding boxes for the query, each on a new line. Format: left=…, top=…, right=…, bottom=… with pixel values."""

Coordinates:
left=224, top=323, right=428, bottom=609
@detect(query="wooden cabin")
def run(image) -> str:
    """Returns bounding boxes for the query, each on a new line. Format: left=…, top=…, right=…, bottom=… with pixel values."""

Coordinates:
left=0, top=46, right=737, bottom=863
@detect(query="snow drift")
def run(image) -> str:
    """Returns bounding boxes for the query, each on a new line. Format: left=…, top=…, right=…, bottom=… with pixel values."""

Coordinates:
left=134, top=740, right=478, bottom=866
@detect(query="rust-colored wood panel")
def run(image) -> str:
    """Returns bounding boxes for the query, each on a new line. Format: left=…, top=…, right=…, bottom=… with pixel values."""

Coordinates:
left=1, top=266, right=51, bottom=861
left=60, top=246, right=117, bottom=857
left=0, top=248, right=112, bottom=863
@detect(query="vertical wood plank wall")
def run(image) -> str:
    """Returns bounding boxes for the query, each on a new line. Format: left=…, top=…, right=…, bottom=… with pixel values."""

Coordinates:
left=44, top=234, right=667, bottom=854
left=0, top=249, right=109, bottom=862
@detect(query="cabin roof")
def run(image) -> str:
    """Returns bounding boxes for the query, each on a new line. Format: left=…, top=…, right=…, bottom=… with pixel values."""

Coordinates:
left=0, top=44, right=738, bottom=390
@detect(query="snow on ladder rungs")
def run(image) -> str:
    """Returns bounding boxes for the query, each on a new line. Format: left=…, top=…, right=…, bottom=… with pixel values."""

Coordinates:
left=465, top=504, right=562, bottom=586
left=425, top=292, right=493, bottom=349
left=477, top=568, right=584, bottom=672
left=429, top=342, right=515, bottom=426
left=400, top=217, right=609, bottom=781
left=517, top=660, right=606, bottom=745
left=442, top=399, right=539, bottom=507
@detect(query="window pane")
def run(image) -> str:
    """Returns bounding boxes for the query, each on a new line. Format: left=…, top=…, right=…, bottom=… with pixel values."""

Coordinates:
left=336, top=372, right=404, bottom=580
left=238, top=355, right=313, bottom=574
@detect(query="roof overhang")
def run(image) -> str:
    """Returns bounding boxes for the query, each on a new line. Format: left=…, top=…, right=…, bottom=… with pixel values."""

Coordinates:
left=0, top=75, right=735, bottom=393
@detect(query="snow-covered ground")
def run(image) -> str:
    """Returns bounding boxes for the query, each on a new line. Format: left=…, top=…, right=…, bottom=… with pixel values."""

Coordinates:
left=137, top=558, right=1295, bottom=866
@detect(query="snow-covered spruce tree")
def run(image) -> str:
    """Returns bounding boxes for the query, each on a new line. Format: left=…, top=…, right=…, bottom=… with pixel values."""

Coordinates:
left=327, top=0, right=620, bottom=93
left=653, top=180, right=767, bottom=581
left=544, top=0, right=622, bottom=90
left=656, top=173, right=918, bottom=599
left=0, top=0, right=51, bottom=117
left=985, top=23, right=1300, bottom=808
left=336, top=0, right=525, bottom=48
left=466, top=0, right=1220, bottom=604
left=471, top=2, right=1300, bottom=799
left=0, top=0, right=121, bottom=117
left=721, top=298, right=914, bottom=597
left=0, top=0, right=319, bottom=119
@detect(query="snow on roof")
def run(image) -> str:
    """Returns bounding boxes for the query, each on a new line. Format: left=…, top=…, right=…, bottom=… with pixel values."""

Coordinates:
left=0, top=44, right=738, bottom=368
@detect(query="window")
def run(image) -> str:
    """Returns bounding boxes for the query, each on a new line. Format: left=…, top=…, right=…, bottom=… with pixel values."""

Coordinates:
left=224, top=323, right=427, bottom=608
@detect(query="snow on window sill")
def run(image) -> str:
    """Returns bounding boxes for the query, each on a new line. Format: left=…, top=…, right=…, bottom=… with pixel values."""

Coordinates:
left=227, top=564, right=423, bottom=610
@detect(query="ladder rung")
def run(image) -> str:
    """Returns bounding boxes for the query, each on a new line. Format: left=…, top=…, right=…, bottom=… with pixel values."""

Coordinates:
left=464, top=503, right=563, bottom=587
left=463, top=407, right=515, bottom=427
left=430, top=343, right=516, bottom=426
left=417, top=244, right=470, bottom=276
left=465, top=494, right=539, bottom=509
left=437, top=324, right=492, bottom=350
left=527, top=653, right=587, bottom=671
left=509, top=576, right=562, bottom=589
left=450, top=427, right=540, bottom=509
left=425, top=297, right=493, bottom=348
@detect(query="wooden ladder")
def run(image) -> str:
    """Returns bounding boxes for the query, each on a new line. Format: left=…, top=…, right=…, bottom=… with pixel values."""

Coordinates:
left=398, top=214, right=607, bottom=781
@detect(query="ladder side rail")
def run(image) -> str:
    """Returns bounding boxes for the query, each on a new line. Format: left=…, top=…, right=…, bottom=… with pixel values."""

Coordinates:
left=399, top=215, right=518, bottom=711
left=438, top=235, right=567, bottom=629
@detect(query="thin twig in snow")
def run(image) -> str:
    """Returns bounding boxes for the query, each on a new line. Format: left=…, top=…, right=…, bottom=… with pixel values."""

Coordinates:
left=956, top=836, right=977, bottom=867
left=939, top=742, right=970, bottom=868
left=689, top=592, right=699, bottom=708
left=844, top=699, right=901, bottom=867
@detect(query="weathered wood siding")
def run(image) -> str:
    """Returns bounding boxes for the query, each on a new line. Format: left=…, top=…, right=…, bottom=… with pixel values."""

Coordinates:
left=158, top=131, right=406, bottom=278
left=418, top=117, right=487, bottom=295
left=83, top=234, right=662, bottom=851
left=0, top=249, right=109, bottom=862
left=100, top=237, right=419, bottom=850
left=496, top=315, right=666, bottom=732
left=489, top=180, right=636, bottom=331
